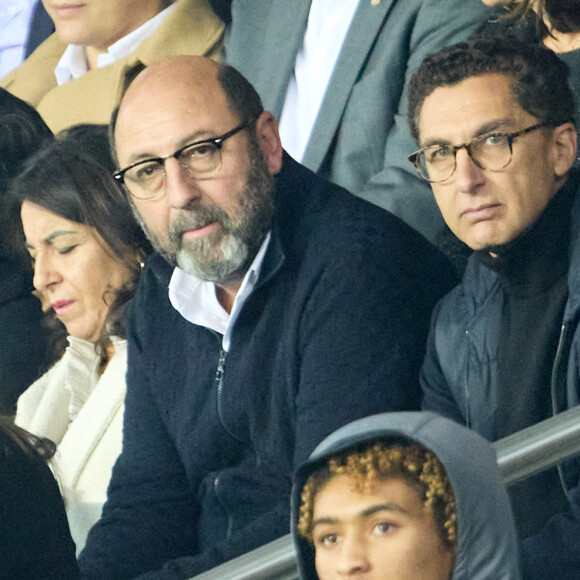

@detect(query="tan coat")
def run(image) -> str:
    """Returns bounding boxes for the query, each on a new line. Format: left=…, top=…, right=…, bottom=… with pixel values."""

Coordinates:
left=1, top=0, right=224, bottom=133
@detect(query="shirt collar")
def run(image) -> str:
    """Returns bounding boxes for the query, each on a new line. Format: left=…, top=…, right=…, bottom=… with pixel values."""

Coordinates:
left=54, top=2, right=175, bottom=85
left=168, top=232, right=272, bottom=351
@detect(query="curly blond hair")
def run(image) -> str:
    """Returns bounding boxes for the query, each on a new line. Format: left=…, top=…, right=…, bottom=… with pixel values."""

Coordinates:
left=298, top=442, right=457, bottom=549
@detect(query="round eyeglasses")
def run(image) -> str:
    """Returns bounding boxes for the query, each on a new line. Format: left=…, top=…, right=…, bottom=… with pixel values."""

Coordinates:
left=113, top=120, right=255, bottom=199
left=408, top=122, right=551, bottom=183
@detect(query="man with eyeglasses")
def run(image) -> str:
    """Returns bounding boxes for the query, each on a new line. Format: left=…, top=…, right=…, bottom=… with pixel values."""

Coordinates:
left=77, top=55, right=457, bottom=579
left=408, top=36, right=580, bottom=579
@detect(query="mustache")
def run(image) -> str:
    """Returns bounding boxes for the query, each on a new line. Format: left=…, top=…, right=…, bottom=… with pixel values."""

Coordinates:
left=168, top=205, right=231, bottom=247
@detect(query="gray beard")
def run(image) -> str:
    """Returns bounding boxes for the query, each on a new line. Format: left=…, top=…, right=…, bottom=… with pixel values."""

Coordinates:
left=132, top=138, right=275, bottom=286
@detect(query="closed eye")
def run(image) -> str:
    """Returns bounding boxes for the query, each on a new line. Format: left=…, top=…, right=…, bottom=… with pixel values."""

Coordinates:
left=57, top=245, right=78, bottom=255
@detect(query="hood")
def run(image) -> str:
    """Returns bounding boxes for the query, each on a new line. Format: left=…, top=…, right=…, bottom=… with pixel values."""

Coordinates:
left=291, top=412, right=521, bottom=580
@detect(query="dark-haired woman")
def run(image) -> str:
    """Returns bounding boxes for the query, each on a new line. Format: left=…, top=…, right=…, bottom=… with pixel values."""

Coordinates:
left=13, top=124, right=150, bottom=554
left=0, top=417, right=78, bottom=579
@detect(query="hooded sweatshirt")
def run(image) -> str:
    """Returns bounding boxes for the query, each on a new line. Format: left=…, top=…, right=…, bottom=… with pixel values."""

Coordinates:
left=291, top=412, right=521, bottom=580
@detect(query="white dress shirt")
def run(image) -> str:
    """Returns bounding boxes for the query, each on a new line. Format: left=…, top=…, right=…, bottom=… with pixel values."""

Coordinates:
left=169, top=232, right=272, bottom=352
left=278, top=0, right=360, bottom=162
left=54, top=2, right=175, bottom=85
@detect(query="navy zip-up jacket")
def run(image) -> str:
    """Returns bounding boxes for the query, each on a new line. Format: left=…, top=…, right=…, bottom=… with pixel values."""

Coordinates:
left=79, top=155, right=457, bottom=579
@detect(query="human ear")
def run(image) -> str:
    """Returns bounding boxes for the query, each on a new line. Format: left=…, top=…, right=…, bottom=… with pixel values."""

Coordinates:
left=254, top=111, right=283, bottom=175
left=550, top=122, right=577, bottom=177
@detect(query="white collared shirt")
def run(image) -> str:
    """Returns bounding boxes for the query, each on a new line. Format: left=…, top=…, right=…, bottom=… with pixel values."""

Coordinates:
left=54, top=2, right=175, bottom=85
left=168, top=232, right=272, bottom=352
left=278, top=0, right=360, bottom=162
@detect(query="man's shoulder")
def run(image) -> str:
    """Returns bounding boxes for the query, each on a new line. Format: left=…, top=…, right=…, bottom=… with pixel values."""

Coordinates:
left=274, top=157, right=456, bottom=281
left=1, top=33, right=63, bottom=105
left=275, top=157, right=415, bottom=243
left=137, top=0, right=225, bottom=64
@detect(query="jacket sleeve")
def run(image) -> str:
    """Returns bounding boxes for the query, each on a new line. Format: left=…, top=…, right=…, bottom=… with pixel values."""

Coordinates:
left=354, top=0, right=493, bottom=243
left=519, top=480, right=580, bottom=580
left=420, top=301, right=466, bottom=424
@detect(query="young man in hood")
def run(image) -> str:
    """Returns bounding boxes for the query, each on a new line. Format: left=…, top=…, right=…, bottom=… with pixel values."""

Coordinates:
left=293, top=412, right=520, bottom=579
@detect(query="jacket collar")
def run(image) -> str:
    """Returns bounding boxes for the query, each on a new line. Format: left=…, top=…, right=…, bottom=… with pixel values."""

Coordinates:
left=462, top=170, right=580, bottom=322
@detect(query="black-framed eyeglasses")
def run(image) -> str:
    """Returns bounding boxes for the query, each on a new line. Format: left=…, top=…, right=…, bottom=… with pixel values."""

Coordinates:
left=113, top=119, right=255, bottom=199
left=408, top=122, right=551, bottom=183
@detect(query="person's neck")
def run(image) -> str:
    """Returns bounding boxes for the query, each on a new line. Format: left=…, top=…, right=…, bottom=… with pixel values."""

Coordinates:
left=543, top=29, right=580, bottom=53
left=85, top=45, right=104, bottom=70
left=216, top=281, right=242, bottom=314
left=476, top=174, right=576, bottom=295
left=83, top=2, right=172, bottom=69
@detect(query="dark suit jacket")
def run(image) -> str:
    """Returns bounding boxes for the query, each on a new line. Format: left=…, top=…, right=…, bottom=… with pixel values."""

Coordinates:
left=24, top=1, right=54, bottom=57
left=226, top=0, right=493, bottom=242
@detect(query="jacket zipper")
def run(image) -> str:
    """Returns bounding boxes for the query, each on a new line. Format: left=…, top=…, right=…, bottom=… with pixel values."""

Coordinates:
left=213, top=347, right=237, bottom=539
left=464, top=329, right=471, bottom=428
left=550, top=322, right=572, bottom=501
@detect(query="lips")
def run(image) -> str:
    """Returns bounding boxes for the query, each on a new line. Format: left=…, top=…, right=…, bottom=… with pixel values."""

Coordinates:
left=50, top=3, right=86, bottom=18
left=51, top=300, right=76, bottom=316
left=461, top=203, right=501, bottom=222
left=181, top=221, right=219, bottom=241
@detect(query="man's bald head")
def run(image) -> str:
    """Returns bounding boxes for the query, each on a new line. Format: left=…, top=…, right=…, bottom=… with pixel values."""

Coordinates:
left=113, top=56, right=264, bottom=150
left=109, top=55, right=283, bottom=295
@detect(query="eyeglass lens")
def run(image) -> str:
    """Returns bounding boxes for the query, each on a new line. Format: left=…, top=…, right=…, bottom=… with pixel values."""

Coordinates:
left=417, top=133, right=512, bottom=183
left=123, top=141, right=222, bottom=199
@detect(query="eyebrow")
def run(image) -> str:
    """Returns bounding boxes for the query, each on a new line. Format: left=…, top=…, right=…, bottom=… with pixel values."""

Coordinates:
left=25, top=229, right=79, bottom=250
left=421, top=118, right=519, bottom=149
left=124, top=129, right=218, bottom=166
left=311, top=502, right=410, bottom=529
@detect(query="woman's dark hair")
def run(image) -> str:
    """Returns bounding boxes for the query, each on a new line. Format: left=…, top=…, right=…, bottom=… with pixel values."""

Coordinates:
left=505, top=0, right=580, bottom=35
left=0, top=88, right=53, bottom=186
left=0, top=416, right=55, bottom=462
left=0, top=88, right=53, bottom=268
left=9, top=124, right=151, bottom=364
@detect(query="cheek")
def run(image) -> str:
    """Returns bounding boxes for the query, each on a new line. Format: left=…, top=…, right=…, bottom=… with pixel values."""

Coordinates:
left=135, top=201, right=169, bottom=238
left=84, top=252, right=132, bottom=303
left=314, top=550, right=334, bottom=580
left=100, top=257, right=133, bottom=292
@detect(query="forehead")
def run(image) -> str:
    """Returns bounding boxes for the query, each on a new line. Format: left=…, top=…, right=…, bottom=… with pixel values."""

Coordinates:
left=21, top=201, right=83, bottom=239
left=418, top=73, right=532, bottom=143
left=114, top=68, right=236, bottom=164
left=313, top=474, right=423, bottom=516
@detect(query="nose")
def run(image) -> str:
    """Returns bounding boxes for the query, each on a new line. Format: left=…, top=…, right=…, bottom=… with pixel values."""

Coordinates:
left=453, top=147, right=485, bottom=194
left=164, top=157, right=203, bottom=209
left=336, top=534, right=371, bottom=576
left=32, top=252, right=61, bottom=294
